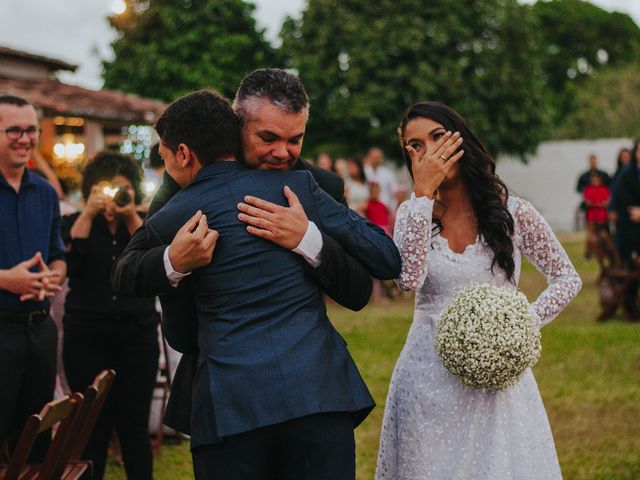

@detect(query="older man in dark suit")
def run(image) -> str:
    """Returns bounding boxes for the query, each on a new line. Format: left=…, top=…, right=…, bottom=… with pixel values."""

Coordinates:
left=147, top=89, right=399, bottom=479
left=111, top=71, right=398, bottom=477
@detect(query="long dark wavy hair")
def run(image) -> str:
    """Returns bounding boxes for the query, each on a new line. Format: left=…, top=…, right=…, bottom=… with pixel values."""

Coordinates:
left=399, top=101, right=515, bottom=281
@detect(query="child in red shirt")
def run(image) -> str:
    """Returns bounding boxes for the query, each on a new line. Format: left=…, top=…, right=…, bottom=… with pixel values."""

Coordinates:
left=365, top=182, right=391, bottom=236
left=584, top=174, right=610, bottom=224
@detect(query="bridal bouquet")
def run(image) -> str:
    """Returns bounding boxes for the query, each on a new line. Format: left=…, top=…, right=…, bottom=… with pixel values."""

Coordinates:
left=435, top=283, right=541, bottom=391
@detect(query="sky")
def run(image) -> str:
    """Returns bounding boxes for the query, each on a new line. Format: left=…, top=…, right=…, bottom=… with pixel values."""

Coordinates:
left=0, top=0, right=637, bottom=91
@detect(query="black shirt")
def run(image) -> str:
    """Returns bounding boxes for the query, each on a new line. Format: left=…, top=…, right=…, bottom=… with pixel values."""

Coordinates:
left=62, top=212, right=157, bottom=326
left=576, top=168, right=611, bottom=193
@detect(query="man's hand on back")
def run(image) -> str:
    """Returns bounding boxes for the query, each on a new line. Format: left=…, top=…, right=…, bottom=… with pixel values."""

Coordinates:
left=237, top=186, right=309, bottom=249
left=168, top=210, right=219, bottom=273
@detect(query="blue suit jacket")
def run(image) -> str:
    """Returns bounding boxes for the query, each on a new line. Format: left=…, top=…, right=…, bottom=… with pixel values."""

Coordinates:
left=146, top=161, right=400, bottom=448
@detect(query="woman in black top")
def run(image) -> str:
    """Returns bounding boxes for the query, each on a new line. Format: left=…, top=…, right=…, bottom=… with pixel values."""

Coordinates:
left=62, top=151, right=158, bottom=480
left=613, top=140, right=640, bottom=319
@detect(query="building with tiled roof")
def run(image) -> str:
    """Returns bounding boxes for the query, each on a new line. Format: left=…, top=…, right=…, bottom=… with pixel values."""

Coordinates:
left=0, top=45, right=165, bottom=170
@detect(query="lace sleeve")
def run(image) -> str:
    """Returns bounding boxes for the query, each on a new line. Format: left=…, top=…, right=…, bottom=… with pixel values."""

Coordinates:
left=514, top=198, right=582, bottom=327
left=393, top=194, right=434, bottom=291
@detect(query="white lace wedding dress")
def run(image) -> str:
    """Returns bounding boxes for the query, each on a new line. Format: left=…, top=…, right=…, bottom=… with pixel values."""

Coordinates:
left=375, top=194, right=582, bottom=480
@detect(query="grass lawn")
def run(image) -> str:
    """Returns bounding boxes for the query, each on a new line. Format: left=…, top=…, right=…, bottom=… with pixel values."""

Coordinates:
left=105, top=237, right=640, bottom=479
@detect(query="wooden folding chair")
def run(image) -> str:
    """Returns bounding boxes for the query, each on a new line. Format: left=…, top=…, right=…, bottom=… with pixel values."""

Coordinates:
left=594, top=230, right=640, bottom=321
left=58, top=369, right=117, bottom=480
left=0, top=393, right=83, bottom=480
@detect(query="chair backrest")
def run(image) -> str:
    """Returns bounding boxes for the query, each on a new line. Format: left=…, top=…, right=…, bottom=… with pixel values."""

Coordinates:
left=3, top=393, right=84, bottom=480
left=68, top=369, right=116, bottom=463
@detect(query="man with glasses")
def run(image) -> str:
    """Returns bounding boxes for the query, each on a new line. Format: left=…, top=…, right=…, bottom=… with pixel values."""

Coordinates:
left=0, top=95, right=66, bottom=461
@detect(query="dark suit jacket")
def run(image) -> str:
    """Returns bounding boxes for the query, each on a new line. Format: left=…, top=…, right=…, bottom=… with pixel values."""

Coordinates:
left=111, top=163, right=379, bottom=434
left=111, top=162, right=374, bottom=306
left=145, top=161, right=400, bottom=447
left=614, top=165, right=640, bottom=265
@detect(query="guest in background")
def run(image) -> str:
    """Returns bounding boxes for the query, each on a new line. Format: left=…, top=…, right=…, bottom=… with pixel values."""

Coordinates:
left=611, top=140, right=640, bottom=319
left=609, top=147, right=632, bottom=251
left=366, top=181, right=391, bottom=236
left=363, top=147, right=398, bottom=210
left=576, top=153, right=611, bottom=233
left=576, top=153, right=611, bottom=193
left=62, top=151, right=158, bottom=479
left=0, top=95, right=66, bottom=463
left=345, top=157, right=369, bottom=215
left=584, top=174, right=610, bottom=226
left=388, top=183, right=409, bottom=238
left=612, top=141, right=640, bottom=267
left=613, top=147, right=632, bottom=185
left=334, top=157, right=349, bottom=179
left=583, top=173, right=611, bottom=259
left=317, top=151, right=335, bottom=172
left=394, top=183, right=408, bottom=209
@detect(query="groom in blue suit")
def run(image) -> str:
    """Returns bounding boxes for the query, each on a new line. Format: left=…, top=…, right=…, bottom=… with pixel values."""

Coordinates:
left=146, top=89, right=400, bottom=479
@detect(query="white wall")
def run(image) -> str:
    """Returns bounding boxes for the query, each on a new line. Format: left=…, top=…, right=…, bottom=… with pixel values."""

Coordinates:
left=496, top=138, right=633, bottom=232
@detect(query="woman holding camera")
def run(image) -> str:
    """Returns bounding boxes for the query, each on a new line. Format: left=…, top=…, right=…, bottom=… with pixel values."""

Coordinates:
left=62, top=151, right=158, bottom=480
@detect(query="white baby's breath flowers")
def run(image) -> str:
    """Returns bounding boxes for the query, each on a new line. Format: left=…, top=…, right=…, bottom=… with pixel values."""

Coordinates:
left=435, top=283, right=541, bottom=391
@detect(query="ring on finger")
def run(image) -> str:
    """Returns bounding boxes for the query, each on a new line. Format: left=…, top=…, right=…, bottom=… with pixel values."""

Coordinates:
left=439, top=155, right=448, bottom=161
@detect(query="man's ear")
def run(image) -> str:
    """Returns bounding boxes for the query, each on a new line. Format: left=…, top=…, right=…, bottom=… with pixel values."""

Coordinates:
left=177, top=143, right=194, bottom=168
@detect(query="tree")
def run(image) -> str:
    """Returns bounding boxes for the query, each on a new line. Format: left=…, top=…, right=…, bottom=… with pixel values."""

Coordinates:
left=530, top=0, right=640, bottom=125
left=280, top=0, right=551, bottom=160
left=102, top=0, right=277, bottom=102
left=552, top=62, right=640, bottom=139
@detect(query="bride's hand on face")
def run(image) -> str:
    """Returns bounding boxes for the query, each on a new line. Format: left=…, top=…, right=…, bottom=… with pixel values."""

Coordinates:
left=405, top=131, right=464, bottom=199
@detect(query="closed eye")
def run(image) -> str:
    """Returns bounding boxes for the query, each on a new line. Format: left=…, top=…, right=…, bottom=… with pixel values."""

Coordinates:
left=259, top=134, right=277, bottom=142
left=409, top=141, right=423, bottom=152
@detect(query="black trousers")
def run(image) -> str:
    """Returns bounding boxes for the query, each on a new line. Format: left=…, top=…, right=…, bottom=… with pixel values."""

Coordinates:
left=0, top=315, right=57, bottom=462
left=63, top=317, right=159, bottom=480
left=192, top=412, right=356, bottom=480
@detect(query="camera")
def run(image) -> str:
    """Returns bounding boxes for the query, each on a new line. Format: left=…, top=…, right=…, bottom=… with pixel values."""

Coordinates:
left=113, top=188, right=132, bottom=207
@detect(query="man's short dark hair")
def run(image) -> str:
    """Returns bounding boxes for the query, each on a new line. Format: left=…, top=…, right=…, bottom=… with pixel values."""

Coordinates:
left=155, top=90, right=239, bottom=164
left=0, top=95, right=31, bottom=108
left=233, top=69, right=310, bottom=123
left=148, top=143, right=163, bottom=169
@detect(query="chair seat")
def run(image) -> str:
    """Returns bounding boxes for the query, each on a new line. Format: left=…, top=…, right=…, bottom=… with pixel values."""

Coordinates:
left=61, top=461, right=91, bottom=480
left=0, top=460, right=90, bottom=480
left=0, top=463, right=40, bottom=480
left=15, top=463, right=38, bottom=479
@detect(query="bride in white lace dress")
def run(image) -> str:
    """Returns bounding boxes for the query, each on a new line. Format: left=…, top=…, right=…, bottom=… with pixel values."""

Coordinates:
left=376, top=102, right=582, bottom=480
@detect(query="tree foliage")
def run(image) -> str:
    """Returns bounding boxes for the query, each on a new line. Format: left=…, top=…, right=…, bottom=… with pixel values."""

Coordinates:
left=553, top=62, right=640, bottom=140
left=530, top=0, right=640, bottom=125
left=280, top=0, right=551, bottom=160
left=102, top=0, right=277, bottom=102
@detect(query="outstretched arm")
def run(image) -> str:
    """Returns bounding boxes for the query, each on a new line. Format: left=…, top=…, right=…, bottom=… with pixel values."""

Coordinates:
left=305, top=175, right=401, bottom=279
left=238, top=186, right=375, bottom=309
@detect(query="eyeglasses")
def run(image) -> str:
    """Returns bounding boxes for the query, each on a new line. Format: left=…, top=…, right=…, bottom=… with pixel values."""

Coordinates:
left=3, top=126, right=40, bottom=141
